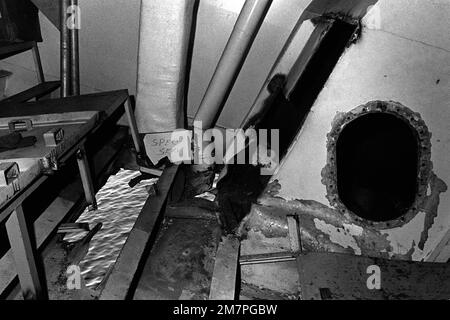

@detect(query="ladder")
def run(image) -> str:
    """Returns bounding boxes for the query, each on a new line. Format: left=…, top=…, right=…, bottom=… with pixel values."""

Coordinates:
left=0, top=0, right=80, bottom=105
left=0, top=41, right=60, bottom=105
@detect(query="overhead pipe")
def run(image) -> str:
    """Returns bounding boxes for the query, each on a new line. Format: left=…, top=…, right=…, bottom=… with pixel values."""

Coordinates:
left=193, top=0, right=273, bottom=129
left=60, top=0, right=71, bottom=97
left=70, top=0, right=80, bottom=95
left=190, top=0, right=272, bottom=178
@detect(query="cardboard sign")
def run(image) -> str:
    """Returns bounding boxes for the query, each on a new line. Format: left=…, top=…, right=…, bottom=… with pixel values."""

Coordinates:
left=143, top=130, right=192, bottom=165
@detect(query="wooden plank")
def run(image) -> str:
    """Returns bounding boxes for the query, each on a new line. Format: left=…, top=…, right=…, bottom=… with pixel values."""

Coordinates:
left=100, top=165, right=180, bottom=300
left=209, top=236, right=240, bottom=300
left=5, top=205, right=47, bottom=300
left=0, top=81, right=60, bottom=105
left=297, top=252, right=450, bottom=300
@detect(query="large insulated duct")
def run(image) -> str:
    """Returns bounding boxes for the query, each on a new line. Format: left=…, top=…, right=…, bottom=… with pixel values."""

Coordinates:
left=134, top=0, right=196, bottom=133
left=193, top=0, right=273, bottom=129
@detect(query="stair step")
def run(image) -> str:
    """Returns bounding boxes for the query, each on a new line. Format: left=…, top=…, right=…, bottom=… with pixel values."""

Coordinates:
left=0, top=41, right=35, bottom=60
left=30, top=0, right=61, bottom=31
left=0, top=81, right=61, bottom=105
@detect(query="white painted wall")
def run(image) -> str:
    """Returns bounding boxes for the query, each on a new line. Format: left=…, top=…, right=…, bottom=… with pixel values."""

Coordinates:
left=0, top=0, right=312, bottom=128
left=271, top=0, right=450, bottom=261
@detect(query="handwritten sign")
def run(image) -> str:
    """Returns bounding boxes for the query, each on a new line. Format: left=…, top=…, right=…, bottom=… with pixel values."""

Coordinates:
left=143, top=130, right=192, bottom=165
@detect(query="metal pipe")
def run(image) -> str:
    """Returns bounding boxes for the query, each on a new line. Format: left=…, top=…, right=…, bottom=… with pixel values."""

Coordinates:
left=240, top=252, right=296, bottom=266
left=76, top=147, right=97, bottom=211
left=31, top=42, right=45, bottom=84
left=70, top=0, right=80, bottom=95
left=60, top=0, right=71, bottom=97
left=193, top=0, right=273, bottom=129
left=124, top=97, right=143, bottom=155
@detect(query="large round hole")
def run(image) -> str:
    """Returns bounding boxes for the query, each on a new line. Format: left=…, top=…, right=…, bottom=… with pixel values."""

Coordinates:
left=336, top=113, right=418, bottom=222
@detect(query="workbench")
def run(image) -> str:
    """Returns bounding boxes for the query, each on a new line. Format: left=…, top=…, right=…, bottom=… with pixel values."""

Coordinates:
left=0, top=90, right=141, bottom=299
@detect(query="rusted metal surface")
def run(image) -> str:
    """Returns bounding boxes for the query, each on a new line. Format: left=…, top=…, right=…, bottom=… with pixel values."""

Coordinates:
left=240, top=199, right=397, bottom=259
left=237, top=101, right=447, bottom=266
left=322, top=100, right=434, bottom=229
left=133, top=207, right=221, bottom=300
left=297, top=252, right=450, bottom=300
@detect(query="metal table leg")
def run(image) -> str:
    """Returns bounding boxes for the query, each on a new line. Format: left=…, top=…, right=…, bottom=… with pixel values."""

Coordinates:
left=124, top=97, right=143, bottom=156
left=6, top=205, right=47, bottom=300
left=76, top=146, right=97, bottom=211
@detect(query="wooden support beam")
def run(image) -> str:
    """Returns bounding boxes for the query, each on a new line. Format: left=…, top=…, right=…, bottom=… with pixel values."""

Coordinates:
left=100, top=165, right=180, bottom=300
left=5, top=205, right=47, bottom=300
left=209, top=236, right=240, bottom=300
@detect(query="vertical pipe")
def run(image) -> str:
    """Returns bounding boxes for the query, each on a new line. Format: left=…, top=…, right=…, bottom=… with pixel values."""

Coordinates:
left=193, top=0, right=273, bottom=129
left=60, top=0, right=71, bottom=97
left=70, top=0, right=80, bottom=95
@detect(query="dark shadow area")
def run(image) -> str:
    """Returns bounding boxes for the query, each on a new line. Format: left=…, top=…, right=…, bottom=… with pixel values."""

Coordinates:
left=336, top=113, right=418, bottom=221
left=258, top=19, right=357, bottom=158
left=217, top=20, right=359, bottom=233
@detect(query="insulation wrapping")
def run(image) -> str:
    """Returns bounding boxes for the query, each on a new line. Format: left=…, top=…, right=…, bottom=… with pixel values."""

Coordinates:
left=135, top=0, right=195, bottom=133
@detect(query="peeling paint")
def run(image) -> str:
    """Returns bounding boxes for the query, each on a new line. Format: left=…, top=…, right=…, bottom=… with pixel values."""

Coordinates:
left=322, top=100, right=433, bottom=229
left=381, top=211, right=425, bottom=258
left=246, top=162, right=447, bottom=261
left=238, top=203, right=289, bottom=239
left=314, top=218, right=362, bottom=254
left=418, top=172, right=448, bottom=250
left=243, top=185, right=398, bottom=259
left=343, top=223, right=364, bottom=236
